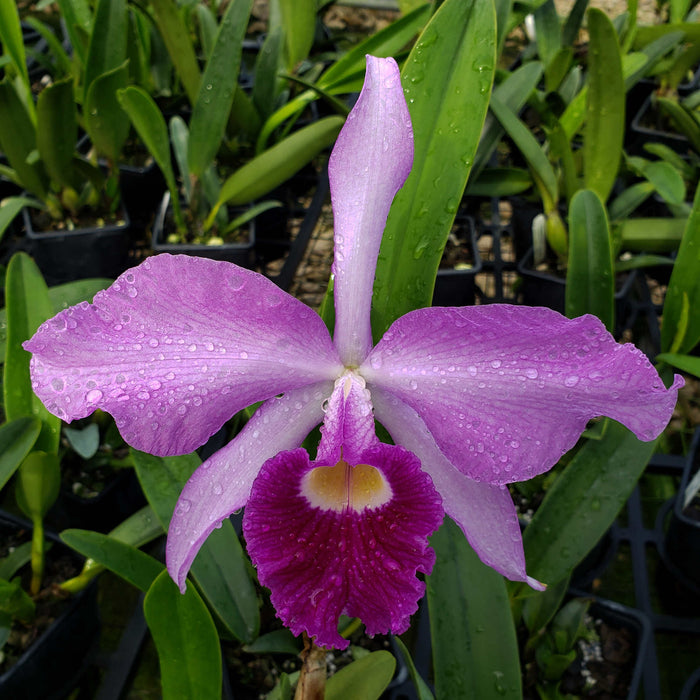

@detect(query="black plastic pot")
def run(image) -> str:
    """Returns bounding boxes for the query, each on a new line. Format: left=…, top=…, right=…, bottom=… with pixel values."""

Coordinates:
left=517, top=247, right=638, bottom=333
left=432, top=216, right=482, bottom=307
left=23, top=203, right=132, bottom=285
left=662, top=430, right=700, bottom=601
left=0, top=511, right=101, bottom=700
left=629, top=95, right=693, bottom=156
left=152, top=192, right=256, bottom=268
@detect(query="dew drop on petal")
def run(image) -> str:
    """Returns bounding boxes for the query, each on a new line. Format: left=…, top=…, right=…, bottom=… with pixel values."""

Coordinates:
left=176, top=499, right=191, bottom=514
left=564, top=375, right=579, bottom=387
left=86, top=389, right=103, bottom=403
left=51, top=378, right=65, bottom=392
left=524, top=368, right=538, bottom=379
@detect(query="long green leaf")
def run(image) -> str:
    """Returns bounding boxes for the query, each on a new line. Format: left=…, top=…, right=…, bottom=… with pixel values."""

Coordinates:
left=3, top=253, right=60, bottom=454
left=144, top=570, right=222, bottom=700
left=0, top=196, right=42, bottom=241
left=0, top=80, right=47, bottom=199
left=131, top=449, right=260, bottom=643
left=279, top=0, right=315, bottom=69
left=83, top=0, right=127, bottom=103
left=584, top=8, right=625, bottom=202
left=0, top=0, right=29, bottom=86
left=372, top=0, right=496, bottom=336
left=56, top=0, right=93, bottom=66
left=657, top=352, right=700, bottom=378
left=427, top=518, right=522, bottom=699
left=617, top=217, right=686, bottom=253
left=61, top=529, right=164, bottom=592
left=522, top=420, right=657, bottom=586
left=325, top=651, right=396, bottom=700
left=85, top=62, right=130, bottom=164
left=148, top=0, right=200, bottom=105
left=15, top=451, right=60, bottom=520
left=0, top=417, right=41, bottom=492
left=209, top=116, right=343, bottom=223
left=36, top=78, right=79, bottom=190
left=662, top=181, right=700, bottom=353
left=393, top=637, right=434, bottom=700
left=187, top=0, right=254, bottom=178
left=565, top=189, right=614, bottom=331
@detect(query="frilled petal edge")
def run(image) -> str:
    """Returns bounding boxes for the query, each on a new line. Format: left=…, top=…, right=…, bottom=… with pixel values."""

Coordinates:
left=363, top=305, right=682, bottom=485
left=371, top=387, right=543, bottom=589
left=25, top=255, right=342, bottom=456
left=166, top=381, right=332, bottom=592
left=243, top=442, right=443, bottom=649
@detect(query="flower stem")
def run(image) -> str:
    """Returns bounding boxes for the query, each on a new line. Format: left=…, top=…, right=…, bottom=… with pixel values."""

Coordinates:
left=294, top=633, right=326, bottom=700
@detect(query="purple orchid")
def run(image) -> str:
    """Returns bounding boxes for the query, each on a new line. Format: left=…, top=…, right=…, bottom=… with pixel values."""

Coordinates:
left=25, top=56, right=681, bottom=650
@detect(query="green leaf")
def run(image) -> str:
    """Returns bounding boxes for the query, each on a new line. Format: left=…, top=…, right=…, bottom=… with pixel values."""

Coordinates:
left=252, top=27, right=284, bottom=122
left=187, top=0, right=254, bottom=178
left=3, top=253, right=60, bottom=454
left=61, top=529, right=164, bottom=591
left=0, top=80, right=47, bottom=199
left=279, top=0, right=315, bottom=69
left=393, top=637, right=434, bottom=700
left=608, top=181, right=654, bottom=221
left=656, top=97, right=700, bottom=153
left=522, top=574, right=570, bottom=638
left=36, top=77, right=79, bottom=191
left=83, top=0, right=127, bottom=104
left=148, top=0, right=200, bottom=105
left=63, top=423, right=100, bottom=459
left=565, top=189, right=614, bottom=331
left=372, top=0, right=497, bottom=335
left=617, top=217, right=686, bottom=253
left=522, top=420, right=657, bottom=586
left=0, top=196, right=42, bottom=241
left=243, top=629, right=301, bottom=656
left=15, top=451, right=61, bottom=521
left=466, top=167, right=532, bottom=197
left=0, top=541, right=32, bottom=580
left=56, top=0, right=93, bottom=66
left=84, top=62, right=131, bottom=164
left=657, top=352, right=700, bottom=378
left=662, top=181, right=700, bottom=353
left=144, top=570, right=222, bottom=700
left=533, top=0, right=562, bottom=74
left=427, top=518, right=521, bottom=699
left=0, top=0, right=29, bottom=86
left=209, top=116, right=343, bottom=223
left=117, top=87, right=180, bottom=214
left=584, top=8, right=625, bottom=203
left=0, top=417, right=41, bottom=492
left=131, top=449, right=260, bottom=643
left=0, top=578, right=35, bottom=622
left=325, top=651, right=396, bottom=700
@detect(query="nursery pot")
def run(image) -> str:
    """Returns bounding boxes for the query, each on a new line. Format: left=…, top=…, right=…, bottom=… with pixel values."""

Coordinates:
left=23, top=202, right=132, bottom=285
left=662, top=429, right=700, bottom=594
left=152, top=192, right=256, bottom=268
left=432, top=215, right=482, bottom=307
left=0, top=511, right=101, bottom=700
left=629, top=95, right=692, bottom=156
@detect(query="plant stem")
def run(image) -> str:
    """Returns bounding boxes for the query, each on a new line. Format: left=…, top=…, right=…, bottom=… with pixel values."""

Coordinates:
left=294, top=633, right=326, bottom=700
left=30, top=517, right=44, bottom=596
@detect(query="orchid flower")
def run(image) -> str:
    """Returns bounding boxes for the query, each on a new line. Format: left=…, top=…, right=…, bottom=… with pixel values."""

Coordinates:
left=25, top=56, right=681, bottom=650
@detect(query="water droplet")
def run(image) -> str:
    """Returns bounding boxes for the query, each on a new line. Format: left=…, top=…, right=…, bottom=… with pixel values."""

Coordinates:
left=127, top=286, right=138, bottom=298
left=524, top=368, right=538, bottom=379
left=564, top=375, right=579, bottom=387
left=491, top=359, right=502, bottom=369
left=86, top=389, right=103, bottom=403
left=176, top=499, right=191, bottom=514
left=51, top=378, right=65, bottom=392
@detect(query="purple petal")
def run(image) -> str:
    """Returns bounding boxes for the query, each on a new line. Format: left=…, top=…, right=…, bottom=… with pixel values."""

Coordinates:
left=243, top=442, right=442, bottom=649
left=316, top=371, right=378, bottom=466
left=166, top=381, right=332, bottom=592
left=24, top=255, right=342, bottom=455
left=372, top=388, right=544, bottom=589
left=362, top=305, right=683, bottom=485
left=329, top=55, right=413, bottom=367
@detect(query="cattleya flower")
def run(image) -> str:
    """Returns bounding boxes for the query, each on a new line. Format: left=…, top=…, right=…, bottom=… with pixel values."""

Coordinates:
left=25, top=57, right=681, bottom=650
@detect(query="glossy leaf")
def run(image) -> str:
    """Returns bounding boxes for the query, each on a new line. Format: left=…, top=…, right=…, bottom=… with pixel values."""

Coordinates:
left=657, top=353, right=700, bottom=378
left=584, top=8, right=625, bottom=203
left=148, top=0, right=200, bottom=105
left=0, top=417, right=41, bottom=492
left=566, top=189, right=614, bottom=331
left=279, top=0, right=315, bottom=69
left=618, top=217, right=686, bottom=253
left=36, top=78, right=79, bottom=191
left=117, top=87, right=179, bottom=213
left=372, top=0, right=496, bottom=335
left=0, top=196, right=42, bottom=241
left=0, top=0, right=29, bottom=85
left=427, top=518, right=521, bottom=699
left=187, top=0, right=254, bottom=178
left=393, top=637, right=434, bottom=700
left=242, top=629, right=301, bottom=656
left=466, top=167, right=532, bottom=197
left=3, top=253, right=60, bottom=454
left=0, top=80, right=47, bottom=199
left=84, top=62, right=130, bottom=164
left=15, top=451, right=60, bottom=521
left=656, top=97, right=700, bottom=153
left=209, top=116, right=344, bottom=223
left=61, top=529, right=164, bottom=592
left=662, top=181, right=700, bottom=354
left=64, top=423, right=100, bottom=459
left=325, top=651, right=396, bottom=700
left=56, top=0, right=92, bottom=65
left=132, top=450, right=260, bottom=643
left=83, top=0, right=127, bottom=103
left=522, top=420, right=657, bottom=586
left=144, top=570, right=221, bottom=700
left=252, top=27, right=284, bottom=122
